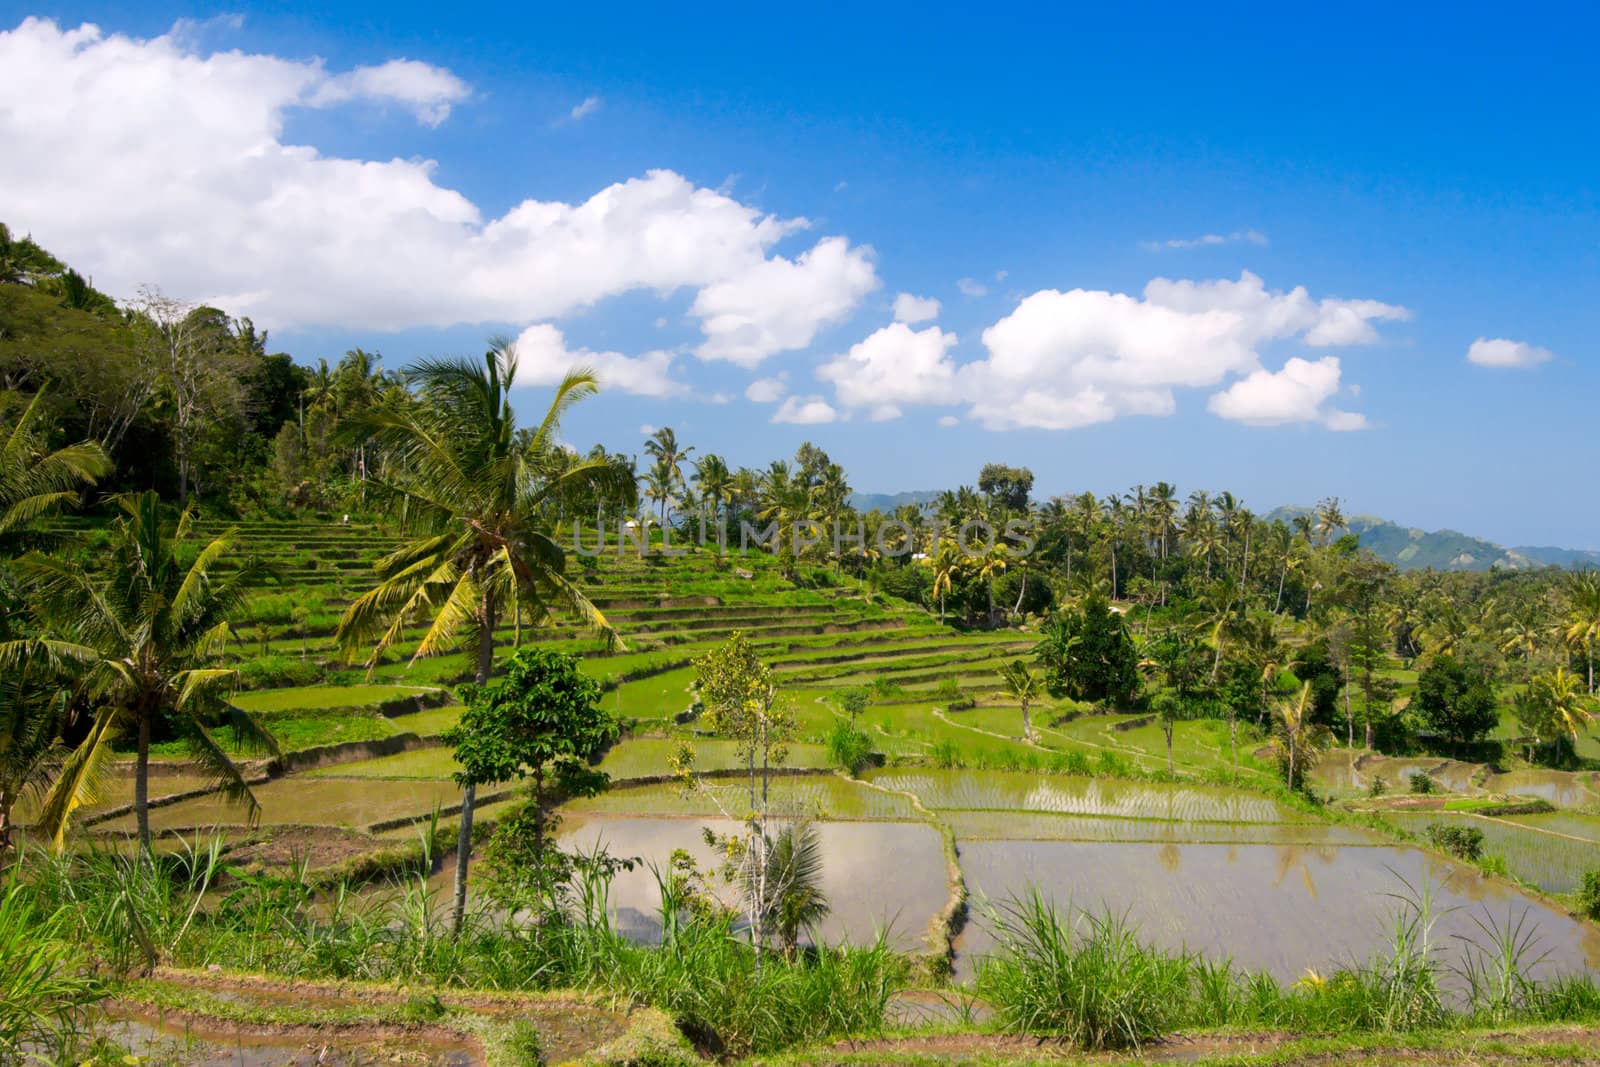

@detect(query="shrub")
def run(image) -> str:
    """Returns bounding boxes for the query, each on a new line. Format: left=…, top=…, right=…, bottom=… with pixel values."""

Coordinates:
left=1368, top=775, right=1387, bottom=797
left=1409, top=772, right=1437, bottom=795
left=1423, top=823, right=1484, bottom=861
left=826, top=721, right=874, bottom=775
left=1579, top=871, right=1600, bottom=921
left=977, top=893, right=1192, bottom=1050
left=931, top=739, right=963, bottom=769
left=237, top=654, right=324, bottom=689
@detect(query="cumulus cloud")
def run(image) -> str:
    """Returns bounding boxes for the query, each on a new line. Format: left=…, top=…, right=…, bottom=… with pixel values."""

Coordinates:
left=1206, top=356, right=1365, bottom=430
left=892, top=292, right=941, bottom=324
left=745, top=374, right=788, bottom=403
left=569, top=95, right=602, bottom=121
left=0, top=17, right=877, bottom=348
left=690, top=236, right=878, bottom=365
left=1142, top=229, right=1269, bottom=252
left=956, top=271, right=1401, bottom=430
left=937, top=415, right=960, bottom=428
left=817, top=322, right=959, bottom=420
left=511, top=324, right=685, bottom=397
left=310, top=58, right=471, bottom=126
left=771, top=395, right=838, bottom=425
left=956, top=277, right=989, bottom=297
left=1467, top=337, right=1554, bottom=369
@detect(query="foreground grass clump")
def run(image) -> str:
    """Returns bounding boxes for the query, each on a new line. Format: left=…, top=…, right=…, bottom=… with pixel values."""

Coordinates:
left=0, top=881, right=103, bottom=1060
left=976, top=891, right=1191, bottom=1050
left=974, top=884, right=1600, bottom=1051
left=16, top=843, right=904, bottom=1059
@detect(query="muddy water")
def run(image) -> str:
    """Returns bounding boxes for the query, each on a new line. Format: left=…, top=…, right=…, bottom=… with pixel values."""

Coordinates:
left=954, top=839, right=1600, bottom=984
left=92, top=778, right=463, bottom=833
left=101, top=1010, right=478, bottom=1065
left=559, top=816, right=949, bottom=950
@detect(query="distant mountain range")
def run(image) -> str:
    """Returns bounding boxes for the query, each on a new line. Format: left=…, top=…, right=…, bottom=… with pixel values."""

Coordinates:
left=848, top=492, right=1595, bottom=572
left=848, top=491, right=943, bottom=513
left=1266, top=507, right=1600, bottom=572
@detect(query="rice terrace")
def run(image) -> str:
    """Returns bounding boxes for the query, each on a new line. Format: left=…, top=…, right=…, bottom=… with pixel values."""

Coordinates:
left=4, top=7, right=1600, bottom=1066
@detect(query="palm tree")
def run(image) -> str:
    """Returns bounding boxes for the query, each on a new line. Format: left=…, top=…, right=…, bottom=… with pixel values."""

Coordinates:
left=5, top=492, right=277, bottom=852
left=1274, top=681, right=1327, bottom=790
left=999, top=659, right=1041, bottom=740
left=760, top=820, right=830, bottom=958
left=929, top=538, right=963, bottom=625
left=692, top=453, right=734, bottom=539
left=1193, top=575, right=1240, bottom=682
left=336, top=340, right=634, bottom=932
left=972, top=544, right=1008, bottom=627
left=1314, top=496, right=1346, bottom=547
left=0, top=389, right=111, bottom=555
left=1564, top=571, right=1600, bottom=694
left=1528, top=666, right=1596, bottom=754
left=643, top=427, right=693, bottom=523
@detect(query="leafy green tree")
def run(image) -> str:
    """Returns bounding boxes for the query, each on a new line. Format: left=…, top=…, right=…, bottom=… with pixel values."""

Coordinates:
left=1034, top=594, right=1141, bottom=708
left=1290, top=638, right=1345, bottom=729
left=675, top=632, right=797, bottom=963
left=5, top=492, right=276, bottom=851
left=443, top=648, right=618, bottom=907
left=978, top=463, right=1034, bottom=513
left=1413, top=655, right=1499, bottom=753
left=336, top=341, right=632, bottom=933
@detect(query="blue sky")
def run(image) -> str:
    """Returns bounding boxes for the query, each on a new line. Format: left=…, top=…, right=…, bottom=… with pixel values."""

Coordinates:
left=3, top=3, right=1596, bottom=546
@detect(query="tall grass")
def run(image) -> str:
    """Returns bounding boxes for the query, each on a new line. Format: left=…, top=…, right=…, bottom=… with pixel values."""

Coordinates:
left=974, top=881, right=1600, bottom=1049
left=976, top=892, right=1191, bottom=1049
left=0, top=879, right=104, bottom=1060
left=13, top=837, right=905, bottom=1058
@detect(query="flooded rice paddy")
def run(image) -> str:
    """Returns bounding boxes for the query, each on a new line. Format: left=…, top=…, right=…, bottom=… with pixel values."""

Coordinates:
left=94, top=777, right=463, bottom=834
left=867, top=768, right=1309, bottom=822
left=954, top=839, right=1600, bottom=983
left=1383, top=809, right=1600, bottom=893
left=559, top=816, right=950, bottom=950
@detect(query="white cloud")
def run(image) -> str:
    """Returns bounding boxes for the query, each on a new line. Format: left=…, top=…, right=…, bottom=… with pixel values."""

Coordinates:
left=957, top=271, right=1400, bottom=430
left=1206, top=356, right=1365, bottom=430
left=771, top=395, right=838, bottom=425
left=892, top=292, right=941, bottom=324
left=569, top=95, right=602, bottom=121
left=937, top=415, right=960, bottom=428
left=956, top=277, right=989, bottom=297
left=511, top=323, right=685, bottom=397
left=817, top=322, right=959, bottom=419
left=994, top=269, right=1009, bottom=282
left=1467, top=337, right=1554, bottom=369
left=310, top=58, right=471, bottom=126
left=745, top=374, right=788, bottom=403
left=0, top=17, right=876, bottom=346
left=638, top=423, right=656, bottom=436
left=690, top=236, right=878, bottom=365
left=1143, top=229, right=1268, bottom=251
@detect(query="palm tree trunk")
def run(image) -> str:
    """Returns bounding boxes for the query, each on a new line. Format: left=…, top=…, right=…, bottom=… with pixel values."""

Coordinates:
left=135, top=713, right=152, bottom=854
left=1021, top=697, right=1031, bottom=741
left=1012, top=569, right=1028, bottom=622
left=1275, top=565, right=1286, bottom=614
left=451, top=595, right=496, bottom=936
